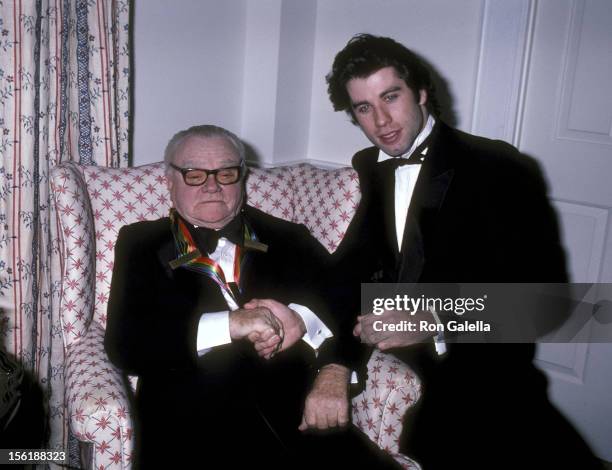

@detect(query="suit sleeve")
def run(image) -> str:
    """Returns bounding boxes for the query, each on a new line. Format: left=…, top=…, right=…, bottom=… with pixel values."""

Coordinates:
left=104, top=224, right=201, bottom=376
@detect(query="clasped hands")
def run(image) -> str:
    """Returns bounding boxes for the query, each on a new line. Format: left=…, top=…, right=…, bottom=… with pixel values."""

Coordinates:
left=228, top=298, right=305, bottom=359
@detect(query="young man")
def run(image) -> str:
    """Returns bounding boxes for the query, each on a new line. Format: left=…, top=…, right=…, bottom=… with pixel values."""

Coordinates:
left=327, top=34, right=601, bottom=468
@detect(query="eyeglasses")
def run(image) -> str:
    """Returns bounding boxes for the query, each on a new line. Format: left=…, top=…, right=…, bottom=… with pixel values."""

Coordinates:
left=169, top=162, right=244, bottom=186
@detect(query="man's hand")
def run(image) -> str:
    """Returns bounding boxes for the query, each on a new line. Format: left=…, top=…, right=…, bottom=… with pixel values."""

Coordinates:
left=244, top=298, right=306, bottom=359
left=229, top=307, right=283, bottom=347
left=353, top=309, right=436, bottom=350
left=299, top=363, right=350, bottom=431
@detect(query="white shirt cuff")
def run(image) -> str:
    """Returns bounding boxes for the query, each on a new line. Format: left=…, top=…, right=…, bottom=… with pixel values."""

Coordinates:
left=196, top=311, right=231, bottom=355
left=430, top=308, right=447, bottom=355
left=433, top=336, right=447, bottom=355
left=288, top=303, right=333, bottom=351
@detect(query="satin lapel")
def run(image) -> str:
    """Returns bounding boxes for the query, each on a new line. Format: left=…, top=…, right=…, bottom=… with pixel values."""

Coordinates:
left=156, top=233, right=229, bottom=310
left=234, top=210, right=268, bottom=302
left=237, top=249, right=265, bottom=302
left=376, top=161, right=401, bottom=258
left=397, top=125, right=455, bottom=282
left=397, top=169, right=454, bottom=281
left=156, top=237, right=177, bottom=278
left=397, top=209, right=425, bottom=282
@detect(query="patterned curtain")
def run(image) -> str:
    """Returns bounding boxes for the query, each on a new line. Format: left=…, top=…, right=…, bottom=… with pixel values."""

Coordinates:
left=0, top=0, right=130, bottom=464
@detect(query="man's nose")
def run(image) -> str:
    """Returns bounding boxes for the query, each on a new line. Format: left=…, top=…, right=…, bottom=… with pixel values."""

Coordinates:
left=200, top=173, right=221, bottom=192
left=374, top=106, right=391, bottom=127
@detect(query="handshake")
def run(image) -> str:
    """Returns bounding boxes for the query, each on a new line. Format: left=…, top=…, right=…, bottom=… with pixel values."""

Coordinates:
left=228, top=298, right=306, bottom=359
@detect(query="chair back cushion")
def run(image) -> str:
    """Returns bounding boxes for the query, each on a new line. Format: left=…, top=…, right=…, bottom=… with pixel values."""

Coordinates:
left=289, top=164, right=360, bottom=253
left=51, top=161, right=359, bottom=338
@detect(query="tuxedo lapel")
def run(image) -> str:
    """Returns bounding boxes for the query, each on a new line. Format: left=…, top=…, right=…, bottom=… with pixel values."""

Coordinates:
left=156, top=235, right=177, bottom=278
left=236, top=249, right=266, bottom=302
left=397, top=209, right=425, bottom=282
left=229, top=208, right=274, bottom=303
left=155, top=231, right=230, bottom=312
left=396, top=124, right=455, bottom=282
left=397, top=168, right=454, bottom=281
left=379, top=162, right=401, bottom=258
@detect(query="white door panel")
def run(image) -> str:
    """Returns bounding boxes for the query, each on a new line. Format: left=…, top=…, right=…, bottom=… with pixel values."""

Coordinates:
left=520, top=0, right=612, bottom=206
left=519, top=0, right=612, bottom=461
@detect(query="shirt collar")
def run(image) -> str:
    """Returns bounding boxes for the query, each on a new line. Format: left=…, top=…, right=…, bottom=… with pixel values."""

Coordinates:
left=377, top=115, right=436, bottom=163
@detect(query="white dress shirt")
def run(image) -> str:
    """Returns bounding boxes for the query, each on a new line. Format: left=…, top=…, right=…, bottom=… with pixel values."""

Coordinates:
left=377, top=114, right=435, bottom=252
left=377, top=115, right=446, bottom=355
left=195, top=237, right=333, bottom=355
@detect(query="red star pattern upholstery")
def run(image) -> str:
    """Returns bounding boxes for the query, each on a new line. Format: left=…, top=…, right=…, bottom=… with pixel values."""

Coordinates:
left=50, top=161, right=422, bottom=470
left=353, top=349, right=422, bottom=469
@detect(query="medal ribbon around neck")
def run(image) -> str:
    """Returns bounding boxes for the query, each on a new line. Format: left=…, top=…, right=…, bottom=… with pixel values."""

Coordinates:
left=169, top=209, right=258, bottom=305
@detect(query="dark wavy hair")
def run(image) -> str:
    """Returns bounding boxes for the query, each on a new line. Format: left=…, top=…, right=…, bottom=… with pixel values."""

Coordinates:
left=326, top=34, right=439, bottom=123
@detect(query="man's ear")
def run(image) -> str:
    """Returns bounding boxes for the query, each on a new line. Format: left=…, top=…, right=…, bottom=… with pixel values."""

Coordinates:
left=418, top=89, right=428, bottom=106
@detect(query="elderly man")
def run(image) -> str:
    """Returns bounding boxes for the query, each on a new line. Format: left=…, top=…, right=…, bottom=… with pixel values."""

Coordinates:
left=326, top=34, right=601, bottom=468
left=104, top=125, right=397, bottom=469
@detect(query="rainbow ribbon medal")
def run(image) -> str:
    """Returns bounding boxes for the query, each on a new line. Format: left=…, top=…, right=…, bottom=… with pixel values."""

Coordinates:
left=169, top=209, right=261, bottom=306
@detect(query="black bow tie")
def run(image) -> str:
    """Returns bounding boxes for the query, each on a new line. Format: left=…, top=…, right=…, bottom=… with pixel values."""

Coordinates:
left=189, top=214, right=245, bottom=254
left=383, top=154, right=425, bottom=170
left=380, top=138, right=430, bottom=170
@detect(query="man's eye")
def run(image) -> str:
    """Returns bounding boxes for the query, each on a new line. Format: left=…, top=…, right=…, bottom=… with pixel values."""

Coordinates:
left=217, top=169, right=233, bottom=178
left=357, top=105, right=370, bottom=114
left=384, top=94, right=398, bottom=102
left=186, top=171, right=206, bottom=182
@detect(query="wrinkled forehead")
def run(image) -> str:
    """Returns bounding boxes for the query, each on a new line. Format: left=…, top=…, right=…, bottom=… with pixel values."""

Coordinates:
left=173, top=135, right=241, bottom=168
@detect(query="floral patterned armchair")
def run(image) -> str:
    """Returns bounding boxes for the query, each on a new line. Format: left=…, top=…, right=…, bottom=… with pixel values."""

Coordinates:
left=50, top=161, right=421, bottom=469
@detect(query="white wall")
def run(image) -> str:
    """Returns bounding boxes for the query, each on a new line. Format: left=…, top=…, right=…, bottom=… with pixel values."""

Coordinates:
left=132, top=0, right=246, bottom=165
left=133, top=0, right=485, bottom=166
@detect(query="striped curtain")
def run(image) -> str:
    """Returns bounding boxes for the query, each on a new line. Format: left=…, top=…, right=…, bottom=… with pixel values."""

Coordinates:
left=0, top=0, right=130, bottom=464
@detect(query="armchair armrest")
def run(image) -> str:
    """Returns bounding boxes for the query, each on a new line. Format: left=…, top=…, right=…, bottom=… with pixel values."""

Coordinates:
left=65, top=324, right=134, bottom=469
left=351, top=349, right=421, bottom=456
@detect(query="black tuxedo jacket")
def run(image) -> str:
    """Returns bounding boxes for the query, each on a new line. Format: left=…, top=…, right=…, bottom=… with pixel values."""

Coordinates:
left=342, top=121, right=567, bottom=284
left=105, top=205, right=361, bottom=377
left=336, top=122, right=598, bottom=466
left=336, top=121, right=569, bottom=376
